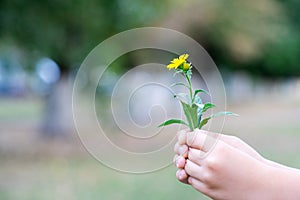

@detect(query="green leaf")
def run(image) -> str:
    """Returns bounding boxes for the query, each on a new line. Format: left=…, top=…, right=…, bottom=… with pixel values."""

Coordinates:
left=194, top=103, right=215, bottom=127
left=181, top=101, right=193, bottom=129
left=158, top=119, right=188, bottom=127
left=194, top=103, right=205, bottom=127
left=197, top=111, right=202, bottom=128
left=199, top=111, right=238, bottom=129
left=190, top=104, right=199, bottom=129
left=194, top=95, right=202, bottom=104
left=211, top=111, right=239, bottom=118
left=194, top=103, right=204, bottom=111
left=194, top=89, right=210, bottom=98
left=193, top=89, right=210, bottom=103
left=181, top=101, right=198, bottom=130
left=202, top=103, right=216, bottom=113
left=199, top=117, right=211, bottom=129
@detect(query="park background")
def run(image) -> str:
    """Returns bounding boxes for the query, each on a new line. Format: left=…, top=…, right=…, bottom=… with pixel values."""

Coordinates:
left=0, top=0, right=300, bottom=199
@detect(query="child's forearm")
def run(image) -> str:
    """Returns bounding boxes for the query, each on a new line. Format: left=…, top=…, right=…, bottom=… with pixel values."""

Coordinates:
left=264, top=158, right=300, bottom=172
left=264, top=165, right=300, bottom=200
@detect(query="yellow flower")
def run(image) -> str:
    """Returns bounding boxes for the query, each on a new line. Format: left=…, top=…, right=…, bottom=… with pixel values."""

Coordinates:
left=183, top=62, right=191, bottom=70
left=167, top=54, right=189, bottom=69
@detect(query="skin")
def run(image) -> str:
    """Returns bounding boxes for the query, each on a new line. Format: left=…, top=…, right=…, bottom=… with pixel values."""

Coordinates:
left=173, top=129, right=300, bottom=200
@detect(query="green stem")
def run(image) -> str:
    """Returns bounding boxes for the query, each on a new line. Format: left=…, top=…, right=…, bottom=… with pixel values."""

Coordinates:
left=185, top=73, right=193, bottom=104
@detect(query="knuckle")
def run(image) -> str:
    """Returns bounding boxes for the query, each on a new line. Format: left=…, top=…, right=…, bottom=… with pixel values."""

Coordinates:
left=186, top=134, right=192, bottom=146
left=185, top=161, right=194, bottom=175
left=187, top=149, right=197, bottom=162
left=178, top=131, right=189, bottom=146
left=180, top=145, right=188, bottom=156
left=205, top=156, right=220, bottom=171
left=178, top=133, right=185, bottom=144
left=186, top=132, right=197, bottom=146
left=201, top=171, right=213, bottom=184
left=187, top=150, right=192, bottom=160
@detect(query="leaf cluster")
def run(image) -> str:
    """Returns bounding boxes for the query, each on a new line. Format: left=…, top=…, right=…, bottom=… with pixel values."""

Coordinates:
left=159, top=57, right=238, bottom=131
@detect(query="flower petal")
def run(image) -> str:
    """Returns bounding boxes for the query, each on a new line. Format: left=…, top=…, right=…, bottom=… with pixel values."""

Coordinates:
left=179, top=54, right=189, bottom=60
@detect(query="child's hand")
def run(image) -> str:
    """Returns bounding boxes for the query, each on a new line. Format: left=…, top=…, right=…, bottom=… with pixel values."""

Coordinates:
left=174, top=129, right=269, bottom=199
left=174, top=129, right=300, bottom=200
left=174, top=129, right=265, bottom=185
left=173, top=129, right=189, bottom=184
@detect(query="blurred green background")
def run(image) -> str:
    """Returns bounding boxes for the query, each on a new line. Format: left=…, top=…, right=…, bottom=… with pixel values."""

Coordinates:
left=0, top=0, right=300, bottom=199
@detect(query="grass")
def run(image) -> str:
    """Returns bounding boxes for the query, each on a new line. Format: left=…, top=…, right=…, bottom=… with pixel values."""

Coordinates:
left=0, top=97, right=43, bottom=122
left=0, top=94, right=300, bottom=200
left=0, top=157, right=208, bottom=200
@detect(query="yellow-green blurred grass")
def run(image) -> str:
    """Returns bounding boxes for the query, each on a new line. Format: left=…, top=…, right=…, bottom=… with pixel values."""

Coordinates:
left=0, top=94, right=299, bottom=199
left=0, top=97, right=207, bottom=200
left=0, top=157, right=208, bottom=200
left=0, top=98, right=43, bottom=122
left=225, top=94, right=300, bottom=168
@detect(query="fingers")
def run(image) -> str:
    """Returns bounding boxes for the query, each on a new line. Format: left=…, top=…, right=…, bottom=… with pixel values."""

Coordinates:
left=174, top=129, right=190, bottom=158
left=174, top=151, right=188, bottom=184
left=188, top=177, right=209, bottom=195
left=185, top=159, right=205, bottom=181
left=174, top=129, right=218, bottom=189
left=177, top=129, right=188, bottom=145
left=174, top=142, right=188, bottom=157
left=186, top=129, right=208, bottom=151
left=188, top=147, right=205, bottom=166
left=176, top=169, right=188, bottom=184
left=173, top=154, right=186, bottom=168
left=177, top=129, right=220, bottom=152
left=186, top=129, right=219, bottom=152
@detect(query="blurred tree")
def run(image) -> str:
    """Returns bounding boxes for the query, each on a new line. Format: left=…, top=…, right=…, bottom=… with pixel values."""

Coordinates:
left=0, top=0, right=170, bottom=136
left=0, top=0, right=169, bottom=72
left=163, top=0, right=300, bottom=77
left=1, top=0, right=299, bottom=136
left=202, top=0, right=300, bottom=77
left=260, top=0, right=300, bottom=77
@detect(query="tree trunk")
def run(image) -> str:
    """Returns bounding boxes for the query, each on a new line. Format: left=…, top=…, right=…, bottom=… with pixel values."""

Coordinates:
left=41, top=74, right=73, bottom=138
